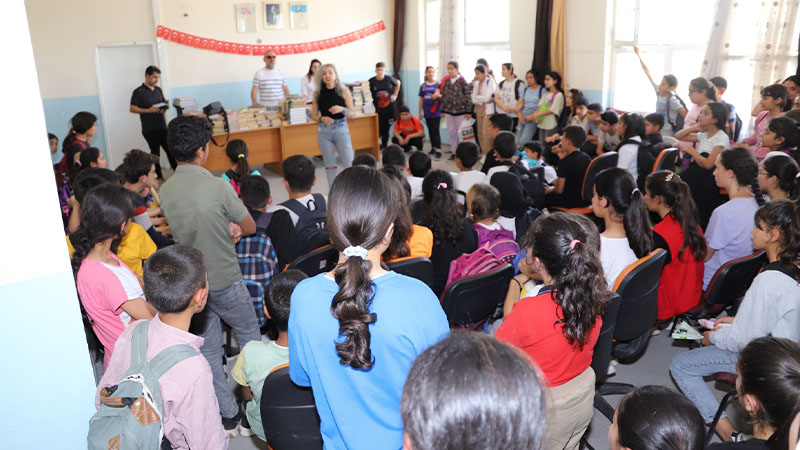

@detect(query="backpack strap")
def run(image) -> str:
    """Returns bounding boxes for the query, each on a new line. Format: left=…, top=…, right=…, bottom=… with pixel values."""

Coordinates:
left=762, top=261, right=797, bottom=279
left=130, top=320, right=152, bottom=368
left=514, top=79, right=524, bottom=100
left=147, top=344, right=198, bottom=381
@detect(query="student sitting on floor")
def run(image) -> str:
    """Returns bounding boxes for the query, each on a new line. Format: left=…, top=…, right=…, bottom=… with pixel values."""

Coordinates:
left=232, top=269, right=306, bottom=443
left=381, top=166, right=433, bottom=262
left=392, top=106, right=426, bottom=152
left=221, top=139, right=261, bottom=195
left=73, top=184, right=156, bottom=367
left=670, top=200, right=800, bottom=442
left=402, top=333, right=547, bottom=450
left=543, top=126, right=591, bottom=209
left=496, top=212, right=607, bottom=450
left=95, top=245, right=227, bottom=449
left=453, top=141, right=487, bottom=194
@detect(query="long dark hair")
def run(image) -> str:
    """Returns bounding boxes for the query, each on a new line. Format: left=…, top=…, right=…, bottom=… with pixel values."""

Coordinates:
left=706, top=101, right=730, bottom=137
left=738, top=337, right=800, bottom=450
left=616, top=386, right=705, bottom=450
left=78, top=147, right=102, bottom=170
left=545, top=71, right=564, bottom=93
left=422, top=170, right=463, bottom=246
left=719, top=146, right=765, bottom=206
left=619, top=112, right=646, bottom=142
left=761, top=84, right=790, bottom=112
left=306, top=58, right=321, bottom=80
left=380, top=166, right=412, bottom=260
left=766, top=116, right=800, bottom=150
left=754, top=200, right=800, bottom=281
left=327, top=166, right=396, bottom=369
left=762, top=154, right=800, bottom=199
left=689, top=77, right=717, bottom=102
left=646, top=171, right=707, bottom=261
left=62, top=111, right=97, bottom=152
left=70, top=184, right=136, bottom=277
left=224, top=139, right=251, bottom=182
left=568, top=88, right=585, bottom=119
left=529, top=213, right=608, bottom=350
left=594, top=168, right=653, bottom=258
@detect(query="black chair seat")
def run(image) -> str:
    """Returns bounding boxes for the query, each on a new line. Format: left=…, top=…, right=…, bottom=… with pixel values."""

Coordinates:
left=440, top=264, right=514, bottom=329
left=386, top=257, right=434, bottom=290
left=287, top=244, right=339, bottom=277
left=260, top=365, right=323, bottom=450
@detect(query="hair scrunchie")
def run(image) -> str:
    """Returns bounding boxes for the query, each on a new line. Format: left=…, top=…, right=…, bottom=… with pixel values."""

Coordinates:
left=237, top=153, right=246, bottom=159
left=343, top=245, right=368, bottom=259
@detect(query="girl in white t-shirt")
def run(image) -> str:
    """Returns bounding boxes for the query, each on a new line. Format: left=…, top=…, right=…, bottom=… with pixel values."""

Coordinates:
left=614, top=112, right=647, bottom=183
left=300, top=59, right=321, bottom=104
left=591, top=167, right=653, bottom=289
left=494, top=63, right=524, bottom=130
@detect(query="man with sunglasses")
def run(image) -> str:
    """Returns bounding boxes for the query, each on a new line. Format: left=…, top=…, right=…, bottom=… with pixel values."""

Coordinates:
left=251, top=50, right=289, bottom=110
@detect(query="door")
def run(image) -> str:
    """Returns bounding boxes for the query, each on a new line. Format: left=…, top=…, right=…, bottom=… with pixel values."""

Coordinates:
left=95, top=43, right=158, bottom=168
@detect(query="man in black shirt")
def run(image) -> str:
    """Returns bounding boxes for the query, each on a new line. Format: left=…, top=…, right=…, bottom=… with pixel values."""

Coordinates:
left=130, top=65, right=175, bottom=179
left=544, top=125, right=591, bottom=208
left=368, top=61, right=401, bottom=148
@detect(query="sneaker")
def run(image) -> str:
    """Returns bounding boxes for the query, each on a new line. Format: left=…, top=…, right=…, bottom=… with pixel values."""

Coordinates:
left=434, top=151, right=443, bottom=161
left=428, top=147, right=438, bottom=155
left=238, top=412, right=254, bottom=437
left=222, top=412, right=241, bottom=438
left=448, top=154, right=456, bottom=161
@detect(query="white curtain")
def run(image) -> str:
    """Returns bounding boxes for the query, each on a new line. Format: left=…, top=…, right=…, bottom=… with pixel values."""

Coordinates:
left=438, top=0, right=459, bottom=76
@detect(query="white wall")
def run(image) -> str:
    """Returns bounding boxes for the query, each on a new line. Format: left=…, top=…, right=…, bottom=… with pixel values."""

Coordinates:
left=565, top=0, right=612, bottom=104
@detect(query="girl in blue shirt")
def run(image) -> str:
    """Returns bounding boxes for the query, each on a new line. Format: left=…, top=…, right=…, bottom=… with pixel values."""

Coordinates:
left=288, top=166, right=449, bottom=450
left=516, top=70, right=544, bottom=145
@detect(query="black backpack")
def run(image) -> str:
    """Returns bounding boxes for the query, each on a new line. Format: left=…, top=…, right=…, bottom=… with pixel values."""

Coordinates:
left=507, top=161, right=547, bottom=209
left=280, top=194, right=329, bottom=252
left=619, top=138, right=660, bottom=190
left=665, top=93, right=687, bottom=132
left=513, top=207, right=544, bottom=245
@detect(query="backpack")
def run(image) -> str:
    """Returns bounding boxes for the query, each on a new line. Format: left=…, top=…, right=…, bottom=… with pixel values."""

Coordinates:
left=665, top=93, right=687, bottom=132
left=619, top=138, right=659, bottom=190
left=444, top=244, right=506, bottom=291
left=498, top=78, right=525, bottom=101
left=474, top=226, right=519, bottom=264
left=507, top=161, right=547, bottom=209
left=280, top=194, right=330, bottom=253
left=513, top=207, right=543, bottom=244
left=88, top=321, right=196, bottom=450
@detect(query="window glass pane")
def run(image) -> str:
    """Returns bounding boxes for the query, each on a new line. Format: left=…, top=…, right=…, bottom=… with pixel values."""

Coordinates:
left=426, top=1, right=440, bottom=44
left=670, top=49, right=705, bottom=95
left=426, top=48, right=440, bottom=73
left=465, top=0, right=509, bottom=44
left=460, top=47, right=510, bottom=78
left=614, top=0, right=637, bottom=42
left=612, top=50, right=665, bottom=112
left=721, top=59, right=757, bottom=132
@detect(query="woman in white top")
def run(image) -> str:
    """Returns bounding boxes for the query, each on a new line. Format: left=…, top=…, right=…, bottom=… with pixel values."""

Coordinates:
left=591, top=167, right=653, bottom=289
left=615, top=112, right=647, bottom=183
left=494, top=63, right=524, bottom=131
left=674, top=102, right=731, bottom=228
left=472, top=64, right=496, bottom=154
left=300, top=58, right=321, bottom=104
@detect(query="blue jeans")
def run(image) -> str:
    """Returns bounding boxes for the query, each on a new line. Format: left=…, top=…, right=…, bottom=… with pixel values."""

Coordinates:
left=669, top=346, right=738, bottom=423
left=516, top=120, right=538, bottom=146
left=318, top=119, right=354, bottom=187
left=192, top=278, right=262, bottom=418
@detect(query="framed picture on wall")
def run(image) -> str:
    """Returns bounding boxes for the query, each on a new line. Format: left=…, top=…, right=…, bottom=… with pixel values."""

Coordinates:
left=234, top=4, right=257, bottom=33
left=264, top=2, right=283, bottom=29
left=289, top=2, right=308, bottom=30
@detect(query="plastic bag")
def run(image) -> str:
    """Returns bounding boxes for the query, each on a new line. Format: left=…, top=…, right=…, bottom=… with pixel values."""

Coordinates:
left=458, top=118, right=476, bottom=144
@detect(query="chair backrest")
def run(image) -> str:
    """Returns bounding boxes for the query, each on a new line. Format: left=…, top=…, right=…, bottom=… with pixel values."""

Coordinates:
left=652, top=147, right=680, bottom=172
left=529, top=165, right=545, bottom=183
left=590, top=292, right=621, bottom=384
left=582, top=152, right=619, bottom=202
left=703, top=251, right=767, bottom=310
left=386, top=257, right=435, bottom=290
left=260, top=365, right=323, bottom=450
left=287, top=244, right=338, bottom=277
left=440, top=264, right=514, bottom=327
left=612, top=249, right=668, bottom=342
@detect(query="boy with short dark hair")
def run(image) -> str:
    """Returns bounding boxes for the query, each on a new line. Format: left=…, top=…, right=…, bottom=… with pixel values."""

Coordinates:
left=240, top=176, right=298, bottom=271
left=644, top=113, right=665, bottom=145
left=369, top=62, right=401, bottom=148
left=454, top=141, right=487, bottom=194
left=544, top=125, right=591, bottom=208
left=382, top=144, right=423, bottom=197
left=352, top=153, right=377, bottom=168
left=392, top=106, right=426, bottom=152
left=408, top=151, right=432, bottom=178
left=95, top=245, right=228, bottom=448
left=520, top=142, right=557, bottom=184
left=122, top=149, right=173, bottom=248
left=232, top=269, right=307, bottom=443
left=597, top=110, right=621, bottom=155
left=479, top=114, right=515, bottom=171
left=710, top=76, right=740, bottom=140
left=273, top=155, right=329, bottom=253
left=486, top=131, right=523, bottom=179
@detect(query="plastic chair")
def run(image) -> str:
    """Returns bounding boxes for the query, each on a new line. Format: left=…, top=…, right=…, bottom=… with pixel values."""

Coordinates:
left=286, top=244, right=338, bottom=277
left=386, top=257, right=434, bottom=290
left=439, top=264, right=514, bottom=329
left=260, top=364, right=323, bottom=450
left=553, top=152, right=618, bottom=215
left=685, top=251, right=766, bottom=320
left=652, top=147, right=680, bottom=172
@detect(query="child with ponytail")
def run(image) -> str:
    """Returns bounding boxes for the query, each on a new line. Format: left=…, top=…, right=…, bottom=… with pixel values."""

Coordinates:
left=671, top=200, right=800, bottom=441
left=758, top=153, right=799, bottom=200
left=644, top=171, right=707, bottom=321
left=72, top=183, right=156, bottom=367
left=592, top=167, right=653, bottom=289
left=757, top=116, right=800, bottom=159
left=496, top=212, right=608, bottom=450
left=77, top=147, right=107, bottom=171
left=702, top=147, right=763, bottom=289
left=221, top=139, right=261, bottom=195
left=57, top=111, right=98, bottom=186
left=738, top=84, right=789, bottom=159
left=288, top=166, right=448, bottom=450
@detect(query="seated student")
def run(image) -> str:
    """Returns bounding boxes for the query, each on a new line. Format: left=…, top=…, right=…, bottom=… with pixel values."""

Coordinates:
left=95, top=245, right=228, bottom=448
left=351, top=153, right=377, bottom=169
left=710, top=76, right=740, bottom=141
left=73, top=184, right=157, bottom=367
left=408, top=150, right=431, bottom=179
left=517, top=141, right=558, bottom=184
left=239, top=174, right=298, bottom=271
left=609, top=386, right=705, bottom=450
left=467, top=183, right=519, bottom=262
left=421, top=169, right=479, bottom=296
left=591, top=168, right=653, bottom=289
left=232, top=269, right=306, bottom=443
left=486, top=131, right=525, bottom=179
left=235, top=176, right=280, bottom=326
left=77, top=147, right=108, bottom=171
left=490, top=171, right=537, bottom=238
left=597, top=110, right=621, bottom=155
left=381, top=166, right=433, bottom=262
left=288, top=166, right=448, bottom=450
left=583, top=103, right=604, bottom=151
left=382, top=144, right=423, bottom=198
left=543, top=126, right=591, bottom=208
left=670, top=199, right=800, bottom=441
left=544, top=89, right=588, bottom=144
left=453, top=141, right=487, bottom=194
left=755, top=116, right=800, bottom=159
left=392, top=106, right=426, bottom=152
left=496, top=212, right=606, bottom=450
left=271, top=155, right=329, bottom=254
left=738, top=84, right=788, bottom=160
left=759, top=153, right=799, bottom=201
left=121, top=149, right=174, bottom=249
left=702, top=147, right=762, bottom=290
left=221, top=139, right=261, bottom=195
left=479, top=113, right=514, bottom=172
left=615, top=112, right=648, bottom=184
left=401, top=332, right=547, bottom=450
left=644, top=112, right=665, bottom=145
left=644, top=171, right=706, bottom=321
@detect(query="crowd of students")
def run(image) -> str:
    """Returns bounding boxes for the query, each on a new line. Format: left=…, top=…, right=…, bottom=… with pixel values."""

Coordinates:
left=49, top=49, right=800, bottom=450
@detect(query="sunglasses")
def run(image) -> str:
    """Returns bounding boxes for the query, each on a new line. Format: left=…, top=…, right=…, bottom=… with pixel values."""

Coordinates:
left=266, top=56, right=276, bottom=59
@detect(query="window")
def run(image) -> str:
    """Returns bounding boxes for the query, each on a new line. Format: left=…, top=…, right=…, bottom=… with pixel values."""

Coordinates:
left=425, top=0, right=440, bottom=75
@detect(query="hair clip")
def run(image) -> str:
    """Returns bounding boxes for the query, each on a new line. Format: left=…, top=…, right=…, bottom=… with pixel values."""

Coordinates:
left=436, top=182, right=448, bottom=190
left=569, top=239, right=581, bottom=250
left=665, top=172, right=675, bottom=182
left=631, top=188, right=640, bottom=197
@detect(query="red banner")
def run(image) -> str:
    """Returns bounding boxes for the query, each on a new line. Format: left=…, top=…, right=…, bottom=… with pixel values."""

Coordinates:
left=155, top=21, right=385, bottom=56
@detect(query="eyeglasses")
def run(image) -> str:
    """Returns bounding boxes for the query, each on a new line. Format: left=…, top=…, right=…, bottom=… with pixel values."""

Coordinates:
left=266, top=56, right=276, bottom=59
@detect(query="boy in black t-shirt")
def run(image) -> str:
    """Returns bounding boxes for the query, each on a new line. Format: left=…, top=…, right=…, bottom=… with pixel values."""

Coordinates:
left=368, top=62, right=402, bottom=148
left=645, top=113, right=665, bottom=145
left=544, top=126, right=591, bottom=208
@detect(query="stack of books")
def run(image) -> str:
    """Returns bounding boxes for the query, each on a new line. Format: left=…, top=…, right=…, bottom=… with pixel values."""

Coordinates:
left=209, top=114, right=227, bottom=134
left=173, top=97, right=199, bottom=115
left=279, top=95, right=308, bottom=124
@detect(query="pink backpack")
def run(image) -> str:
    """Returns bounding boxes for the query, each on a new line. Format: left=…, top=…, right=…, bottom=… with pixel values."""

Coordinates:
left=474, top=226, right=519, bottom=264
left=444, top=244, right=505, bottom=292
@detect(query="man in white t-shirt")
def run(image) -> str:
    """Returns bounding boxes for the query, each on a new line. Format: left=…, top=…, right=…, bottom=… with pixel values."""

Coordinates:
left=251, top=50, right=290, bottom=109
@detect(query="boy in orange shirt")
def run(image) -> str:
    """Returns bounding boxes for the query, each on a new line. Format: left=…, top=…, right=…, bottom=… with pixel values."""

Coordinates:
left=392, top=106, right=426, bottom=152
